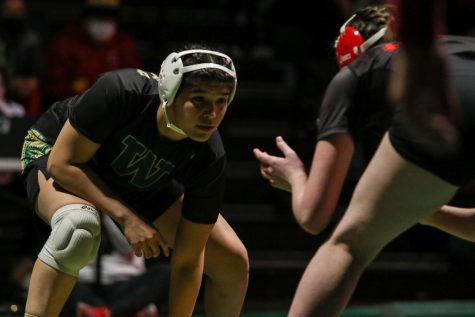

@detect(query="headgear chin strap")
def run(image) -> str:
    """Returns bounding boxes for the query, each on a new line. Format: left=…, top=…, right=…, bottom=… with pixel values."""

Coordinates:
left=158, top=49, right=237, bottom=136
left=335, top=14, right=387, bottom=68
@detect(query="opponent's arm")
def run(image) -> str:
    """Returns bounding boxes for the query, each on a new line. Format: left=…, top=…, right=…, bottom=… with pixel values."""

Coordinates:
left=168, top=218, right=213, bottom=317
left=47, top=120, right=169, bottom=258
left=254, top=133, right=354, bottom=235
left=254, top=67, right=357, bottom=235
left=420, top=205, right=475, bottom=242
left=296, top=133, right=354, bottom=234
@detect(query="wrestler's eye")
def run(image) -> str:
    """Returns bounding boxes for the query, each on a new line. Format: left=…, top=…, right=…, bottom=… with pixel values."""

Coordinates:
left=191, top=96, right=205, bottom=103
left=215, top=98, right=227, bottom=106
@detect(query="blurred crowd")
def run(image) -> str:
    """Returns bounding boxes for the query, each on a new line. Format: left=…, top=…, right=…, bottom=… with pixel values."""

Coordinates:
left=1, top=0, right=474, bottom=120
left=0, top=0, right=141, bottom=118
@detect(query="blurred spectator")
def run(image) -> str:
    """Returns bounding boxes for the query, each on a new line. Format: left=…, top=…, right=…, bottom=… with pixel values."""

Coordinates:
left=45, top=0, right=141, bottom=102
left=0, top=0, right=44, bottom=116
left=0, top=68, right=25, bottom=186
left=0, top=67, right=31, bottom=308
left=62, top=215, right=169, bottom=317
left=0, top=69, right=25, bottom=118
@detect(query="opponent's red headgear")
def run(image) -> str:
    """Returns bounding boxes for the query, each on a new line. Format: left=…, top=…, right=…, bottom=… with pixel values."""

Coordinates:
left=335, top=14, right=387, bottom=68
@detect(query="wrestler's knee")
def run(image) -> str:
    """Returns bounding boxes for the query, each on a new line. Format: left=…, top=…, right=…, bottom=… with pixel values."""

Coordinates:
left=231, top=243, right=249, bottom=280
left=38, top=204, right=101, bottom=277
left=329, top=227, right=382, bottom=268
left=221, top=242, right=249, bottom=282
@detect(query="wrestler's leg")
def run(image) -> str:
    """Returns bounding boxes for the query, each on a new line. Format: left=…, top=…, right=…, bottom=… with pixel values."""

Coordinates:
left=153, top=197, right=248, bottom=317
left=25, top=171, right=101, bottom=317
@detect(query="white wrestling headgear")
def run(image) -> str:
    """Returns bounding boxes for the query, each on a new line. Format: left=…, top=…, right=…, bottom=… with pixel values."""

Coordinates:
left=158, top=49, right=237, bottom=135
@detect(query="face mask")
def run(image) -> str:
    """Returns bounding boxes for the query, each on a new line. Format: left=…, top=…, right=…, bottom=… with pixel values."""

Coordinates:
left=85, top=19, right=117, bottom=43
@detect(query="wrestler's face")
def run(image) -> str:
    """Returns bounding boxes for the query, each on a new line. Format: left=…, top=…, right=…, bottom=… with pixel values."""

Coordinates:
left=169, top=81, right=233, bottom=142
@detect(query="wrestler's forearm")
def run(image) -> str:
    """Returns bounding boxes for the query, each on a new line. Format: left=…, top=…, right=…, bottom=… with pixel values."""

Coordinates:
left=48, top=163, right=137, bottom=226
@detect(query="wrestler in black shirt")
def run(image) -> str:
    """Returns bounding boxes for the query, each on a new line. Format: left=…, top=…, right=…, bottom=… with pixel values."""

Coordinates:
left=20, top=47, right=248, bottom=317
left=29, top=68, right=225, bottom=224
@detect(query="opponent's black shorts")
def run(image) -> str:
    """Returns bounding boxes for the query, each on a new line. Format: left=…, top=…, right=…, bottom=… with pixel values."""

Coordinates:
left=20, top=129, right=183, bottom=227
left=389, top=53, right=475, bottom=186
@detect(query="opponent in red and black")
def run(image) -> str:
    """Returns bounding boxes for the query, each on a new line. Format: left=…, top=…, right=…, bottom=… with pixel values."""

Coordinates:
left=254, top=5, right=396, bottom=237
left=283, top=1, right=475, bottom=316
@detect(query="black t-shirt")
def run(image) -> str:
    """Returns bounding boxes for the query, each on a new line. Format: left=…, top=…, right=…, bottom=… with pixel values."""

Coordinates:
left=33, top=68, right=226, bottom=224
left=390, top=35, right=475, bottom=186
left=317, top=42, right=398, bottom=161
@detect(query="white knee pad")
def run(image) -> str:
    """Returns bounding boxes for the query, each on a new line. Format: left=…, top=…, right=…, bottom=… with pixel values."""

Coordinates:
left=38, top=204, right=101, bottom=277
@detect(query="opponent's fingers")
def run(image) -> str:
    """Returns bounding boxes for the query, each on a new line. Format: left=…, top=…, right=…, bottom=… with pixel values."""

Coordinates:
left=254, top=148, right=276, bottom=163
left=253, top=148, right=267, bottom=161
left=261, top=164, right=275, bottom=177
left=252, top=148, right=262, bottom=157
left=260, top=166, right=276, bottom=181
left=275, top=136, right=295, bottom=156
left=263, top=165, right=274, bottom=174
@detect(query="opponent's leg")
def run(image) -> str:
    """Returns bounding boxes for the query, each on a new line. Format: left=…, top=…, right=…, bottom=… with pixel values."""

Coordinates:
left=153, top=197, right=249, bottom=317
left=25, top=171, right=101, bottom=317
left=289, top=134, right=458, bottom=317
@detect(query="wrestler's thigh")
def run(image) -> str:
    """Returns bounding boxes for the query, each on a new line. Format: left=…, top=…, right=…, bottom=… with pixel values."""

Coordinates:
left=152, top=195, right=184, bottom=248
left=152, top=197, right=247, bottom=270
left=35, top=170, right=95, bottom=224
left=333, top=134, right=458, bottom=255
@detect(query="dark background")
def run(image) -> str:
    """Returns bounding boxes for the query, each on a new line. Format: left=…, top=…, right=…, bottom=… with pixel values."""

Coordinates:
left=1, top=0, right=475, bottom=313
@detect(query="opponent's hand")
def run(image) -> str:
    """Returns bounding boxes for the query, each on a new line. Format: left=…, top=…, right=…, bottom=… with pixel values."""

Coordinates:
left=253, top=136, right=306, bottom=192
left=122, top=215, right=169, bottom=259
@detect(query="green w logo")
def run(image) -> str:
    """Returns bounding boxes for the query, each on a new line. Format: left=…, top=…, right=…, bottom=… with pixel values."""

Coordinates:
left=111, top=135, right=174, bottom=188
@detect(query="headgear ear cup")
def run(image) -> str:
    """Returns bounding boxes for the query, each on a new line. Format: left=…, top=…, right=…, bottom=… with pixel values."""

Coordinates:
left=158, top=49, right=237, bottom=135
left=158, top=52, right=183, bottom=107
left=335, top=14, right=388, bottom=68
left=158, top=49, right=237, bottom=107
left=335, top=26, right=366, bottom=68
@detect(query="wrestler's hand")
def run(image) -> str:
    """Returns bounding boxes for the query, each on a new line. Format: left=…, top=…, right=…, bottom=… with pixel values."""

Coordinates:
left=122, top=215, right=169, bottom=259
left=253, top=136, right=306, bottom=192
left=389, top=44, right=459, bottom=156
